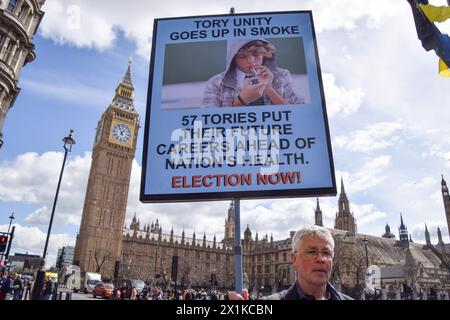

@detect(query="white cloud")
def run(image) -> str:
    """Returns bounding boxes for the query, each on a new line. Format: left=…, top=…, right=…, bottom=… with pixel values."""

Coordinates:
left=39, top=0, right=406, bottom=59
left=336, top=156, right=391, bottom=194
left=351, top=203, right=387, bottom=227
left=342, top=45, right=352, bottom=60
left=401, top=176, right=437, bottom=190
left=421, top=131, right=450, bottom=167
left=25, top=205, right=81, bottom=227
left=0, top=152, right=91, bottom=227
left=322, top=73, right=364, bottom=117
left=334, top=122, right=404, bottom=153
left=21, top=79, right=111, bottom=109
left=39, top=1, right=117, bottom=51
left=310, top=0, right=404, bottom=32
left=0, top=223, right=75, bottom=268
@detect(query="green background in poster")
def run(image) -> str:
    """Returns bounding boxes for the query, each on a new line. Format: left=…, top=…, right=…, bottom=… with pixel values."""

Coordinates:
left=163, top=37, right=306, bottom=85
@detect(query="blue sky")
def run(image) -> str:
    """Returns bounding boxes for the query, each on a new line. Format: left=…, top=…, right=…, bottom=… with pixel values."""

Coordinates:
left=1, top=0, right=450, bottom=267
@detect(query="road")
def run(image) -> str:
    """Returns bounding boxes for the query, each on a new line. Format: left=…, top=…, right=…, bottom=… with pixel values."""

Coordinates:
left=58, top=288, right=111, bottom=301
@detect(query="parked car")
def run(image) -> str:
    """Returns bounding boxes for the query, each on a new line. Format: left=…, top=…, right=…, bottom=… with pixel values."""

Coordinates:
left=116, top=279, right=146, bottom=299
left=129, top=279, right=145, bottom=294
left=93, top=283, right=114, bottom=299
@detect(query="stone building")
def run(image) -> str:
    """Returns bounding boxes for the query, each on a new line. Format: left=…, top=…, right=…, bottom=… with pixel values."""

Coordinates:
left=119, top=203, right=296, bottom=293
left=8, top=252, right=41, bottom=271
left=113, top=178, right=450, bottom=297
left=328, top=178, right=450, bottom=299
left=0, top=0, right=45, bottom=147
left=117, top=179, right=450, bottom=297
left=73, top=59, right=139, bottom=277
left=56, top=245, right=75, bottom=269
left=334, top=178, right=357, bottom=235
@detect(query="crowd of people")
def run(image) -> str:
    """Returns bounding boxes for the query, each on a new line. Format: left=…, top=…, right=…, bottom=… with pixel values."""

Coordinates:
left=2, top=226, right=449, bottom=301
left=0, top=271, right=26, bottom=300
left=110, top=281, right=251, bottom=300
left=0, top=271, right=58, bottom=300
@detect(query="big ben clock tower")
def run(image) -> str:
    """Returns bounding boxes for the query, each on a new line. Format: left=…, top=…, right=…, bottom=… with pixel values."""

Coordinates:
left=74, top=59, right=139, bottom=277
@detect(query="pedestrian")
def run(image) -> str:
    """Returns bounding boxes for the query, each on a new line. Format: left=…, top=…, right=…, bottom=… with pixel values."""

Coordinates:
left=1, top=273, right=14, bottom=300
left=114, top=286, right=121, bottom=300
left=0, top=271, right=6, bottom=300
left=228, top=226, right=353, bottom=300
left=42, top=275, right=54, bottom=300
left=13, top=273, right=24, bottom=300
left=140, top=285, right=148, bottom=300
left=119, top=282, right=128, bottom=300
left=130, top=286, right=137, bottom=300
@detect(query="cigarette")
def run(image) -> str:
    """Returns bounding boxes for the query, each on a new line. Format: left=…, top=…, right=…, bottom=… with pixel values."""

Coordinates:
left=252, top=67, right=258, bottom=76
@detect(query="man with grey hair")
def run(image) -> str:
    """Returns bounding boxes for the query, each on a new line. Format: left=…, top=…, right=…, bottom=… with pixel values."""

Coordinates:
left=228, top=225, right=352, bottom=300
left=262, top=225, right=351, bottom=300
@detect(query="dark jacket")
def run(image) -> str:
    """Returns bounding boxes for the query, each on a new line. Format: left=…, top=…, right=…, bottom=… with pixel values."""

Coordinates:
left=43, top=280, right=54, bottom=295
left=262, top=282, right=353, bottom=300
left=1, top=277, right=14, bottom=294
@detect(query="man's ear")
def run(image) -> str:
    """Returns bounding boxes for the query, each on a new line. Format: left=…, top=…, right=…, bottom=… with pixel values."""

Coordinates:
left=290, top=252, right=297, bottom=266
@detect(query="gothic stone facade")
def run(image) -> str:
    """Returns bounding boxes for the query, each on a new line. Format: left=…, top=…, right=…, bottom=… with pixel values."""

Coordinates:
left=120, top=213, right=296, bottom=292
left=118, top=179, right=450, bottom=295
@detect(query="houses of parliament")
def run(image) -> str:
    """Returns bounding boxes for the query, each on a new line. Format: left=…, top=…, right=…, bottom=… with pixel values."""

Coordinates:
left=73, top=62, right=450, bottom=296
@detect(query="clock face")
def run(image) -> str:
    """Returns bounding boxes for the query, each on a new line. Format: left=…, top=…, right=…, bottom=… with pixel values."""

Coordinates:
left=112, top=123, right=132, bottom=142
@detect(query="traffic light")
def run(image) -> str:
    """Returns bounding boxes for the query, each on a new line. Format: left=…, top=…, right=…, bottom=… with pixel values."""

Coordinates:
left=114, top=260, right=120, bottom=280
left=210, top=273, right=217, bottom=287
left=171, top=255, right=178, bottom=282
left=0, top=235, right=8, bottom=253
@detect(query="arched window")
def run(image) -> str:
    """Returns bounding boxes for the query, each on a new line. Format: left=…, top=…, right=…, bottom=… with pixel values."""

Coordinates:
left=18, top=3, right=29, bottom=20
left=7, top=0, right=18, bottom=13
left=24, top=11, right=33, bottom=31
left=2, top=41, right=14, bottom=62
left=11, top=46, right=21, bottom=71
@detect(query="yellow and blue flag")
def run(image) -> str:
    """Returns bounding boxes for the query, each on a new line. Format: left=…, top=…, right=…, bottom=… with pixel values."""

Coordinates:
left=407, top=0, right=450, bottom=77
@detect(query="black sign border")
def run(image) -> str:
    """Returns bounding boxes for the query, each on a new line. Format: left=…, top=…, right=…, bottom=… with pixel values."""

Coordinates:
left=140, top=10, right=336, bottom=203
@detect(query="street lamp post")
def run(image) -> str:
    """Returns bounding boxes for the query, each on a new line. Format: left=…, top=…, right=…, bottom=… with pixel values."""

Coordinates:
left=362, top=236, right=369, bottom=270
left=42, top=130, right=75, bottom=263
left=362, top=236, right=370, bottom=300
left=31, top=130, right=75, bottom=300
left=211, top=269, right=216, bottom=291
left=6, top=212, right=15, bottom=236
